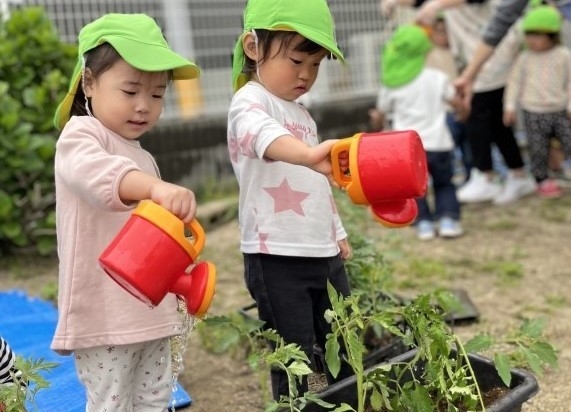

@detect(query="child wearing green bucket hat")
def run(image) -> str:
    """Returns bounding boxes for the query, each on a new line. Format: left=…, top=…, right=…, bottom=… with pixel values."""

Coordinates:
left=504, top=3, right=571, bottom=198
left=51, top=13, right=201, bottom=411
left=370, top=24, right=464, bottom=240
left=228, top=0, right=354, bottom=401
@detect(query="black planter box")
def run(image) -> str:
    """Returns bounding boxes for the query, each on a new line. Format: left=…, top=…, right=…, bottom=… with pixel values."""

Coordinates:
left=302, top=349, right=539, bottom=412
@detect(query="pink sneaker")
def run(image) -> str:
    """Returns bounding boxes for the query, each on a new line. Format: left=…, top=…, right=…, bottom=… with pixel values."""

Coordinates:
left=537, top=179, right=562, bottom=199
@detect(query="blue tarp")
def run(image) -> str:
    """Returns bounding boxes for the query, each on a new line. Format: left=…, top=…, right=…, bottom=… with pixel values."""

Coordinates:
left=0, top=289, right=192, bottom=411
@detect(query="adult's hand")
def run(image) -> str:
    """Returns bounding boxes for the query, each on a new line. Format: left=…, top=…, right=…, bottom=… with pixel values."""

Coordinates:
left=415, top=0, right=443, bottom=25
left=454, top=74, right=473, bottom=113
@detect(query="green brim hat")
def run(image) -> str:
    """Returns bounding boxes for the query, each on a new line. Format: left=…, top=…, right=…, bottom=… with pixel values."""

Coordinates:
left=231, top=0, right=345, bottom=92
left=54, top=13, right=200, bottom=130
left=381, top=24, right=432, bottom=88
left=522, top=5, right=561, bottom=33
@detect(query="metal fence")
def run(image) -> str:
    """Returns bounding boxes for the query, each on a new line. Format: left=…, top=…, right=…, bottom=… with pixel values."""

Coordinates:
left=4, top=0, right=414, bottom=121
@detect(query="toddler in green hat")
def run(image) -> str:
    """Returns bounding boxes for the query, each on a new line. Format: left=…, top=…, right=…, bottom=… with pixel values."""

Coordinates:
left=503, top=3, right=571, bottom=198
left=228, top=0, right=353, bottom=401
left=51, top=13, right=203, bottom=411
left=370, top=24, right=465, bottom=241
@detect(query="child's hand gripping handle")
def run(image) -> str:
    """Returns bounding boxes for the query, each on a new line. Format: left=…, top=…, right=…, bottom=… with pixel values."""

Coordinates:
left=330, top=138, right=352, bottom=188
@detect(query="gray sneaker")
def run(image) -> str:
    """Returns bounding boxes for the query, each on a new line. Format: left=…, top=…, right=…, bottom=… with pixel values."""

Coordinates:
left=416, top=220, right=436, bottom=241
left=438, top=217, right=464, bottom=238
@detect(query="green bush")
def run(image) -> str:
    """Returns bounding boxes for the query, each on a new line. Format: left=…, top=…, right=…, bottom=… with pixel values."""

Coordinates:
left=0, top=7, right=76, bottom=255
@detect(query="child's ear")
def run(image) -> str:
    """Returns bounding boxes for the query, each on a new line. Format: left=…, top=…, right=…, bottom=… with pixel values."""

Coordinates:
left=242, top=32, right=258, bottom=60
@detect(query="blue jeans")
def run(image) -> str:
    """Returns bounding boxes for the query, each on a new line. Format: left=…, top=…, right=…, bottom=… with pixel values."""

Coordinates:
left=446, top=112, right=472, bottom=182
left=416, top=150, right=460, bottom=222
left=243, top=253, right=352, bottom=400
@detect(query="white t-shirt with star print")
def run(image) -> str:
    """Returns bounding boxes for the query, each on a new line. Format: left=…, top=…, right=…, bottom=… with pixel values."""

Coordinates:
left=228, top=81, right=347, bottom=257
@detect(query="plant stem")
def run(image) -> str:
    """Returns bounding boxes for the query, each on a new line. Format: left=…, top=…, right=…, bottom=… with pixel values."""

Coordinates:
left=454, top=336, right=486, bottom=412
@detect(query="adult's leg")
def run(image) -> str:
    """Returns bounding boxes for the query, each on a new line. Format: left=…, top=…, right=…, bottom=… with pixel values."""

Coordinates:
left=487, top=87, right=525, bottom=170
left=465, top=91, right=495, bottom=172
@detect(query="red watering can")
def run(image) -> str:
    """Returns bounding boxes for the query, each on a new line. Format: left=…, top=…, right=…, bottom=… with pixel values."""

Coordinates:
left=99, top=200, right=216, bottom=317
left=331, top=131, right=427, bottom=227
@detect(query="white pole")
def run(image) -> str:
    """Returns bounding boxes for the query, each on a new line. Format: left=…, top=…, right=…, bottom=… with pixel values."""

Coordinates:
left=163, top=0, right=195, bottom=58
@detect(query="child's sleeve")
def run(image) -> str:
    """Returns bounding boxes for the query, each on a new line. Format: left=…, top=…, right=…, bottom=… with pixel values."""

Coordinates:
left=55, top=119, right=141, bottom=211
left=228, top=88, right=292, bottom=160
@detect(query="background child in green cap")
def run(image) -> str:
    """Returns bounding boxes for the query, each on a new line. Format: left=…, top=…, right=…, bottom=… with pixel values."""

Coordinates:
left=503, top=4, right=571, bottom=198
left=51, top=13, right=201, bottom=411
left=370, top=24, right=464, bottom=240
left=228, top=0, right=353, bottom=401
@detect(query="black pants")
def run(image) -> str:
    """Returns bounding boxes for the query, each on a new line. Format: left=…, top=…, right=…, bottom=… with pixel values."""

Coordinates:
left=243, top=253, right=352, bottom=400
left=466, top=87, right=524, bottom=171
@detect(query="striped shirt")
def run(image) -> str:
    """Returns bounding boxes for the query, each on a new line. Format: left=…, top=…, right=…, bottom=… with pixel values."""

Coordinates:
left=0, top=337, right=22, bottom=385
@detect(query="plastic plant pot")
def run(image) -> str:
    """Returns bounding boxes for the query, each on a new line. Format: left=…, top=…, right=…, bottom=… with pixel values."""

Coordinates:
left=299, top=349, right=539, bottom=412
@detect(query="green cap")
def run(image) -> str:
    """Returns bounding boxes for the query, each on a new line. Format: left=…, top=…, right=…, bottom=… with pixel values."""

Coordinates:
left=381, top=24, right=432, bottom=88
left=522, top=5, right=561, bottom=33
left=54, top=13, right=200, bottom=130
left=231, top=0, right=345, bottom=92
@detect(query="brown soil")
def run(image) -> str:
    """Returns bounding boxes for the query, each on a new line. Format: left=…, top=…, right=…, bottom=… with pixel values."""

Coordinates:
left=1, top=192, right=570, bottom=411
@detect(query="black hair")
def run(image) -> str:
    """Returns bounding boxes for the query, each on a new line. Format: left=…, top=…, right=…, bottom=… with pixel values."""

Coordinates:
left=242, top=29, right=329, bottom=78
left=70, top=43, right=123, bottom=118
left=524, top=31, right=560, bottom=45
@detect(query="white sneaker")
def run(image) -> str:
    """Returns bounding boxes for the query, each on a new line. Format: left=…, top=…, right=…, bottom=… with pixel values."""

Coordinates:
left=493, top=173, right=537, bottom=205
left=456, top=169, right=502, bottom=203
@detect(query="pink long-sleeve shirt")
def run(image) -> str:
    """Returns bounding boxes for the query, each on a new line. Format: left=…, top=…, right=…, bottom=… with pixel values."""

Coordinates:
left=51, top=116, right=181, bottom=354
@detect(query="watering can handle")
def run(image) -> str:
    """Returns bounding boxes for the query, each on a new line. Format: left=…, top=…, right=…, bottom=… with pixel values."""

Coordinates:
left=331, top=138, right=352, bottom=188
left=186, top=219, right=205, bottom=253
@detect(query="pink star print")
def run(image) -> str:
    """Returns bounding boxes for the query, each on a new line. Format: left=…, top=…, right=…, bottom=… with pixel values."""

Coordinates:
left=263, top=178, right=310, bottom=216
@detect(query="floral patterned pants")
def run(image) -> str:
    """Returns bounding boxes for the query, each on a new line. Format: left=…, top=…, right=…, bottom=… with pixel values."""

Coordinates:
left=523, top=109, right=571, bottom=182
left=74, top=338, right=173, bottom=412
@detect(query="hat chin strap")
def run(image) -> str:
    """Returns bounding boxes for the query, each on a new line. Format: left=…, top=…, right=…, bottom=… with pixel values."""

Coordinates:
left=251, top=29, right=267, bottom=89
left=81, top=56, right=94, bottom=118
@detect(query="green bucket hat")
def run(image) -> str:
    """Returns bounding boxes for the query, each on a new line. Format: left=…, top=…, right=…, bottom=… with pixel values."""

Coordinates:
left=522, top=5, right=562, bottom=33
left=54, top=13, right=200, bottom=130
left=231, top=0, right=345, bottom=92
left=381, top=24, right=432, bottom=88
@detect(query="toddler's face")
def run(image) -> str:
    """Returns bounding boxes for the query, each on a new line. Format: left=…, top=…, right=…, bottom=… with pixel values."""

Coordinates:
left=524, top=32, right=555, bottom=52
left=430, top=21, right=449, bottom=48
left=254, top=34, right=329, bottom=101
left=84, top=59, right=169, bottom=139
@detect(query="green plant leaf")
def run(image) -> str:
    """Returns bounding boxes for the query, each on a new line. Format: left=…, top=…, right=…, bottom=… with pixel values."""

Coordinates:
left=325, top=336, right=341, bottom=378
left=464, top=333, right=494, bottom=353
left=493, top=352, right=512, bottom=387
left=519, top=318, right=546, bottom=338
left=520, top=346, right=544, bottom=376
left=528, top=341, right=558, bottom=368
